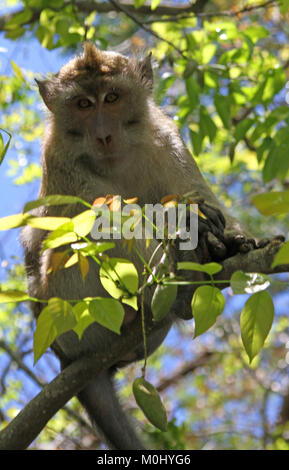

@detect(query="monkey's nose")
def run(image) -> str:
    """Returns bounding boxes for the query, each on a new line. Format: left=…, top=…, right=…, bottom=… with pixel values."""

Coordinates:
left=96, top=135, right=113, bottom=152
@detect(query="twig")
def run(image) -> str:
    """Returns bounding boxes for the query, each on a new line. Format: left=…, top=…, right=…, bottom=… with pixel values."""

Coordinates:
left=108, top=0, right=187, bottom=58
left=144, top=0, right=278, bottom=23
left=156, top=351, right=215, bottom=392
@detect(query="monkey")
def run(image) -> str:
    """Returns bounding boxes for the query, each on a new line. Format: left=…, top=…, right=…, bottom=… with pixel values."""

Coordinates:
left=21, top=43, right=265, bottom=450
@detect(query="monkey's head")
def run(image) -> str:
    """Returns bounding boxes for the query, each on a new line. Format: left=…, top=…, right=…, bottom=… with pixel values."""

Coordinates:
left=36, top=42, right=155, bottom=174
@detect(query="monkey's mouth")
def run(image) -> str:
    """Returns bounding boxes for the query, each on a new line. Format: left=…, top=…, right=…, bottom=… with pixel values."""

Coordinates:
left=76, top=153, right=119, bottom=176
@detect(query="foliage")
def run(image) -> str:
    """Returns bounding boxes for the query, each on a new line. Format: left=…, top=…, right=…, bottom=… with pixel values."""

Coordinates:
left=1, top=0, right=289, bottom=450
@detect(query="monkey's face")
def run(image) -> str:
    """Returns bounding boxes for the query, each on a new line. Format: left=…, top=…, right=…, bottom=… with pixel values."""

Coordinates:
left=61, top=75, right=149, bottom=169
left=37, top=44, right=154, bottom=174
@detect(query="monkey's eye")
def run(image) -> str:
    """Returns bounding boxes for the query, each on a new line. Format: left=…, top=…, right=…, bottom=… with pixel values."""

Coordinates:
left=77, top=98, right=93, bottom=109
left=104, top=92, right=119, bottom=104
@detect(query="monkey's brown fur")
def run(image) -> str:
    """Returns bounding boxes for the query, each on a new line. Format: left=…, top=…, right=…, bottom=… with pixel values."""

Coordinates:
left=22, top=43, right=248, bottom=450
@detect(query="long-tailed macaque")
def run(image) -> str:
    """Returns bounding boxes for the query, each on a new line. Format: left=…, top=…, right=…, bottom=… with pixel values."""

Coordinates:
left=22, top=43, right=259, bottom=449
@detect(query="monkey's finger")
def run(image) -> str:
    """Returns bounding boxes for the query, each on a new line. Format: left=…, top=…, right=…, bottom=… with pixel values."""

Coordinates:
left=256, top=235, right=285, bottom=249
left=197, top=218, right=224, bottom=242
left=207, top=232, right=227, bottom=260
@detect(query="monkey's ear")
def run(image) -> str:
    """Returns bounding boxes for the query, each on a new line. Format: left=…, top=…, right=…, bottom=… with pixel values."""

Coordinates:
left=35, top=77, right=57, bottom=111
left=137, top=53, right=153, bottom=91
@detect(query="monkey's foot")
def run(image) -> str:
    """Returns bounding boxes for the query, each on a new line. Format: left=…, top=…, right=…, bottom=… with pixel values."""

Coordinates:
left=223, top=230, right=285, bottom=257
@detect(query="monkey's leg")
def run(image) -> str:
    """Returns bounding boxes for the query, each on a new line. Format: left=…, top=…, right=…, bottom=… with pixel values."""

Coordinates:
left=78, top=369, right=145, bottom=450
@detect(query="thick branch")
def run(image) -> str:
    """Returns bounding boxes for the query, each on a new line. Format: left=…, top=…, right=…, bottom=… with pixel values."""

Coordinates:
left=157, top=351, right=215, bottom=392
left=217, top=240, right=289, bottom=284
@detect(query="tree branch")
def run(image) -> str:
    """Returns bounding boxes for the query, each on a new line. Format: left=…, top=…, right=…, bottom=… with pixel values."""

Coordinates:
left=0, top=0, right=208, bottom=33
left=108, top=0, right=187, bottom=58
left=156, top=351, right=215, bottom=392
left=216, top=239, right=288, bottom=284
left=0, top=0, right=276, bottom=34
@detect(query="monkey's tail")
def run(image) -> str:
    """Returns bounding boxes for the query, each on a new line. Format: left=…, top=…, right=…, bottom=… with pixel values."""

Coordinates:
left=78, top=369, right=145, bottom=450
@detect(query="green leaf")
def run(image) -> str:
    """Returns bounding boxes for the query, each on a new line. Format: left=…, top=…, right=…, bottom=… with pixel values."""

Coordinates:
left=122, top=295, right=138, bottom=311
left=244, top=25, right=269, bottom=43
left=234, top=118, right=254, bottom=142
left=200, top=43, right=217, bottom=64
left=192, top=286, right=225, bottom=338
left=271, top=241, right=289, bottom=268
left=178, top=261, right=222, bottom=276
left=72, top=210, right=96, bottom=237
left=151, top=0, right=161, bottom=10
left=24, top=195, right=90, bottom=213
left=10, top=60, right=25, bottom=81
left=183, top=60, right=198, bottom=79
left=280, top=0, right=289, bottom=14
left=252, top=191, right=289, bottom=216
left=33, top=298, right=76, bottom=363
left=0, top=128, right=12, bottom=165
left=133, top=0, right=146, bottom=7
left=5, top=26, right=25, bottom=39
left=240, top=291, right=274, bottom=363
left=5, top=8, right=33, bottom=28
left=256, top=137, right=274, bottom=163
left=43, top=222, right=78, bottom=249
left=27, top=216, right=71, bottom=230
left=73, top=241, right=115, bottom=256
left=189, top=129, right=203, bottom=156
left=100, top=258, right=139, bottom=298
left=185, top=76, right=200, bottom=111
left=0, top=213, right=31, bottom=231
left=151, top=282, right=178, bottom=321
left=214, top=94, right=230, bottom=129
left=133, top=377, right=168, bottom=431
left=0, top=289, right=30, bottom=303
left=199, top=107, right=217, bottom=143
left=73, top=301, right=96, bottom=339
left=88, top=298, right=125, bottom=334
left=154, top=73, right=176, bottom=104
left=230, top=271, right=271, bottom=294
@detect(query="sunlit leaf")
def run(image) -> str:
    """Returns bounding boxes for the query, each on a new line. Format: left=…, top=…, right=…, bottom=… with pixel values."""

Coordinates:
left=24, top=195, right=90, bottom=213
left=10, top=60, right=25, bottom=81
left=0, top=289, right=30, bottom=303
left=192, top=286, right=225, bottom=337
left=151, top=282, right=178, bottom=321
left=27, top=216, right=71, bottom=230
left=0, top=128, right=12, bottom=165
left=33, top=298, right=76, bottom=363
left=178, top=261, right=222, bottom=276
left=88, top=297, right=125, bottom=334
left=230, top=271, right=271, bottom=294
left=0, top=213, right=31, bottom=231
left=100, top=258, right=139, bottom=299
left=271, top=241, right=289, bottom=268
left=78, top=253, right=90, bottom=280
left=252, top=191, right=289, bottom=216
left=73, top=301, right=95, bottom=339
